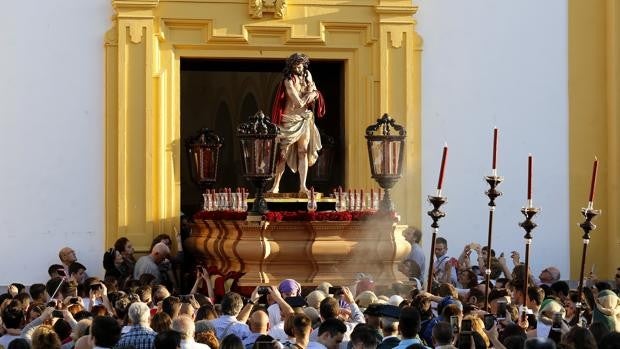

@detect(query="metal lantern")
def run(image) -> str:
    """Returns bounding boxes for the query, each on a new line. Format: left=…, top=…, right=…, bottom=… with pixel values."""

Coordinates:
left=185, top=128, right=223, bottom=191
left=237, top=110, right=280, bottom=214
left=365, top=113, right=406, bottom=211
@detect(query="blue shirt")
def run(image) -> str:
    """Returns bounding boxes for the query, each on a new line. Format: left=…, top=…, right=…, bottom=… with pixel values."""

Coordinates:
left=116, top=325, right=157, bottom=349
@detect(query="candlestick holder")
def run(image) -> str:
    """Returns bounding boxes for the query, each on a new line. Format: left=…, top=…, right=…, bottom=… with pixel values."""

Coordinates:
left=518, top=206, right=540, bottom=309
left=576, top=206, right=601, bottom=325
left=426, top=194, right=447, bottom=292
left=483, top=175, right=503, bottom=310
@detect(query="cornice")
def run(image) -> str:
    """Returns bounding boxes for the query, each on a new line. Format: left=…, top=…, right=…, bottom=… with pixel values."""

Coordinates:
left=112, top=0, right=159, bottom=10
left=375, top=5, right=418, bottom=16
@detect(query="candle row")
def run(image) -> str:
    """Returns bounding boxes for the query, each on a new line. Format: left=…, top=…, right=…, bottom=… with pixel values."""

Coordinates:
left=203, top=188, right=248, bottom=212
left=332, top=187, right=383, bottom=212
left=434, top=128, right=598, bottom=208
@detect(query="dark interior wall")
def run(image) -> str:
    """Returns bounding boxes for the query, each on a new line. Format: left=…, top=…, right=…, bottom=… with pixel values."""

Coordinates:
left=180, top=59, right=344, bottom=215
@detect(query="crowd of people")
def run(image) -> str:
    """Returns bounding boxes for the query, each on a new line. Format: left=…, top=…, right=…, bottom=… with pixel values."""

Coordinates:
left=0, top=227, right=618, bottom=349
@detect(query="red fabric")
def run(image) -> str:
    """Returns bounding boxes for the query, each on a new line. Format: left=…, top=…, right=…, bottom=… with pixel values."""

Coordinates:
left=271, top=81, right=287, bottom=125
left=312, top=91, right=326, bottom=119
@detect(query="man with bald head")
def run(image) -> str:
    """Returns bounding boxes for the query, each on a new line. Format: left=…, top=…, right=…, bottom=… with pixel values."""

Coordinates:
left=172, top=315, right=210, bottom=349
left=243, top=310, right=270, bottom=348
left=134, top=242, right=170, bottom=284
left=58, top=247, right=78, bottom=276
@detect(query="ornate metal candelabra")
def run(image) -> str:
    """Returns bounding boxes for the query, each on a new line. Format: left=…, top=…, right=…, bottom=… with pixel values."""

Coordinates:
left=576, top=206, right=600, bottom=324
left=483, top=175, right=503, bottom=310
left=426, top=194, right=447, bottom=292
left=518, top=206, right=540, bottom=309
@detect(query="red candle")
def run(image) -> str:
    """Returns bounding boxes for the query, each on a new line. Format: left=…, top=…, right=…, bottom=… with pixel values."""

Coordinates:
left=527, top=154, right=533, bottom=200
left=437, top=145, right=448, bottom=190
left=589, top=157, right=598, bottom=203
left=492, top=127, right=498, bottom=170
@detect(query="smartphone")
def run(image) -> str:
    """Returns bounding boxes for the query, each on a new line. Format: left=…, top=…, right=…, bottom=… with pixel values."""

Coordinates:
left=496, top=301, right=507, bottom=320
left=328, top=286, right=343, bottom=295
left=460, top=319, right=473, bottom=335
left=450, top=315, right=459, bottom=334
left=52, top=310, right=63, bottom=318
left=551, top=312, right=563, bottom=330
left=483, top=314, right=496, bottom=330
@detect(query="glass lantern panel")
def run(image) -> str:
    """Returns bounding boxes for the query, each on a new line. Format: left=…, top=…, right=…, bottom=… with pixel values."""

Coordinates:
left=370, top=139, right=401, bottom=176
left=192, top=146, right=217, bottom=181
left=241, top=139, right=274, bottom=175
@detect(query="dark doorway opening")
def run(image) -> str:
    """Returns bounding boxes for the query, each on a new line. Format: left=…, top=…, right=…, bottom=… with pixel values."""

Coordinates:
left=180, top=58, right=345, bottom=215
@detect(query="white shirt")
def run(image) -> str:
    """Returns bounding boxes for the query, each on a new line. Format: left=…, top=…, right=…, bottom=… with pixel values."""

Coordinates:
left=181, top=339, right=211, bottom=349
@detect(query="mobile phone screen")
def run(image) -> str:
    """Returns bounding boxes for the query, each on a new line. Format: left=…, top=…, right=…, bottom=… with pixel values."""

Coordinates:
left=461, top=319, right=472, bottom=334
left=484, top=314, right=495, bottom=330
left=496, top=301, right=507, bottom=319
left=450, top=315, right=459, bottom=334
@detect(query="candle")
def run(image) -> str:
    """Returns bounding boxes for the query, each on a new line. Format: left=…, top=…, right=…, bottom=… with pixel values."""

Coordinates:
left=588, top=157, right=598, bottom=204
left=360, top=189, right=364, bottom=209
left=527, top=154, right=533, bottom=202
left=437, top=144, right=448, bottom=190
left=492, top=127, right=498, bottom=171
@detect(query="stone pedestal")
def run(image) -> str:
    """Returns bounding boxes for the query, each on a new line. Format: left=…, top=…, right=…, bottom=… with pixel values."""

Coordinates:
left=185, top=219, right=411, bottom=286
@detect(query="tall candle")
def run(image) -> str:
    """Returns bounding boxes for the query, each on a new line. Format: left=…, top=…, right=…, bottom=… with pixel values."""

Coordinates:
left=588, top=157, right=598, bottom=204
left=492, top=127, right=498, bottom=171
left=527, top=154, right=533, bottom=201
left=437, top=144, right=448, bottom=190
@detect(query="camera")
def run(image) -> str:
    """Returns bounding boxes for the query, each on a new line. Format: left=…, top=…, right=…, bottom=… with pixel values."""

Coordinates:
left=496, top=301, right=507, bottom=320
left=56, top=269, right=66, bottom=277
left=328, top=286, right=343, bottom=295
left=257, top=286, right=270, bottom=295
left=69, top=297, right=79, bottom=304
left=460, top=319, right=472, bottom=335
left=89, top=283, right=103, bottom=292
left=483, top=314, right=496, bottom=331
left=52, top=310, right=63, bottom=318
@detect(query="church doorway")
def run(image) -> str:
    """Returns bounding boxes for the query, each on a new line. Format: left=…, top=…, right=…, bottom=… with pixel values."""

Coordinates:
left=180, top=58, right=345, bottom=215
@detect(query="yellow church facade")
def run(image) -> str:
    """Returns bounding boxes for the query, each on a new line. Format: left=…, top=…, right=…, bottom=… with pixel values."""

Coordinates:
left=103, top=0, right=619, bottom=279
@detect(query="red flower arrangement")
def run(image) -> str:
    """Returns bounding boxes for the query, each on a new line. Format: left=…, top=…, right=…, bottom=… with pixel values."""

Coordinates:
left=194, top=210, right=398, bottom=222
left=263, top=210, right=398, bottom=222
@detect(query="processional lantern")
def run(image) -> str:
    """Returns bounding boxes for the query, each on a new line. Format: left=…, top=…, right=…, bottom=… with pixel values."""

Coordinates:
left=237, top=111, right=280, bottom=214
left=185, top=128, right=223, bottom=191
left=365, top=113, right=406, bottom=212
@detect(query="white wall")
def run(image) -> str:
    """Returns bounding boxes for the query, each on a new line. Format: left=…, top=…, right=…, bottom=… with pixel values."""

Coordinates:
left=0, top=0, right=570, bottom=285
left=0, top=1, right=110, bottom=284
left=416, top=1, right=570, bottom=279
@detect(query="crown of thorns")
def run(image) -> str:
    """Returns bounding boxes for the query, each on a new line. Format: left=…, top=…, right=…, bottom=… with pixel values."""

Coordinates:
left=286, top=53, right=309, bottom=66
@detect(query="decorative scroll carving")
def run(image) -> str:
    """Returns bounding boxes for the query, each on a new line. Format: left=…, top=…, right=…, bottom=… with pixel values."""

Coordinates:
left=129, top=23, right=145, bottom=44
left=249, top=0, right=287, bottom=19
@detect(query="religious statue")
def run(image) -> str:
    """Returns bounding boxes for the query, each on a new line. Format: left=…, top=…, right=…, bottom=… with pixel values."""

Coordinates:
left=269, top=53, right=326, bottom=194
